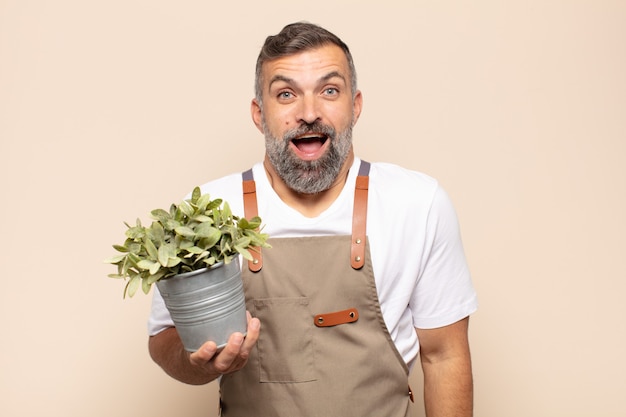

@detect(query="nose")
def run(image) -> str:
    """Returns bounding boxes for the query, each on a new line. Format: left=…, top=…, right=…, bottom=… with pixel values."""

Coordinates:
left=296, top=94, right=321, bottom=125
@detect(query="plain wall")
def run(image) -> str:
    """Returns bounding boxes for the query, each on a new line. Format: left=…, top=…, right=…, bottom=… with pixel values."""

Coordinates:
left=1, top=1, right=625, bottom=416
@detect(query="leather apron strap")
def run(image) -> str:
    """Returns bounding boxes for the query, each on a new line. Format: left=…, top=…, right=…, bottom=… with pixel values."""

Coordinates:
left=242, top=169, right=262, bottom=272
left=351, top=160, right=370, bottom=269
left=242, top=160, right=371, bottom=271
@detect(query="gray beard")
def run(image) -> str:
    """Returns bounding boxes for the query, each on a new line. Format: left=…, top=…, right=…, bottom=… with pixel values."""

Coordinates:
left=263, top=119, right=353, bottom=194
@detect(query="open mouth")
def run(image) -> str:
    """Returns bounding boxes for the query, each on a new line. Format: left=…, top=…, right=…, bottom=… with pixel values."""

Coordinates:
left=291, top=134, right=329, bottom=155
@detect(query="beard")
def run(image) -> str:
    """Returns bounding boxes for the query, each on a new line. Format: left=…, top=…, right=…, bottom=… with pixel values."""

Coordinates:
left=263, top=118, right=353, bottom=194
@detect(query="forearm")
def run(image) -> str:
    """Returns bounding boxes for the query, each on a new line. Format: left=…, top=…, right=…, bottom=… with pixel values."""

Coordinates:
left=421, top=352, right=473, bottom=417
left=148, top=327, right=219, bottom=385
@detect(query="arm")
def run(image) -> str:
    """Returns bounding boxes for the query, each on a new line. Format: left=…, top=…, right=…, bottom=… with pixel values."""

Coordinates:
left=148, top=313, right=260, bottom=385
left=416, top=316, right=473, bottom=417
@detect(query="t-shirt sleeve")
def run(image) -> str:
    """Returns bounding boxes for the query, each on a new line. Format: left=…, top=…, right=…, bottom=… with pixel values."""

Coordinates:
left=410, top=186, right=478, bottom=329
left=147, top=287, right=174, bottom=336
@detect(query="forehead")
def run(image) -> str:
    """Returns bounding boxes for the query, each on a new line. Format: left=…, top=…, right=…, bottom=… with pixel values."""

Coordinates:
left=261, top=44, right=350, bottom=86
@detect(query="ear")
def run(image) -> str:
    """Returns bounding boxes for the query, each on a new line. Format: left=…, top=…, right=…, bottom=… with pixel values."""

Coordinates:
left=352, top=90, right=363, bottom=126
left=251, top=98, right=264, bottom=133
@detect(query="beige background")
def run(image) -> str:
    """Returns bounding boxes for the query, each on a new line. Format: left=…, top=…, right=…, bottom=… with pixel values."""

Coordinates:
left=1, top=1, right=625, bottom=416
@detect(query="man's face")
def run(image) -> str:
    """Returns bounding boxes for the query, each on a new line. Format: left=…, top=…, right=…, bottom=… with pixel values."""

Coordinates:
left=252, top=44, right=362, bottom=194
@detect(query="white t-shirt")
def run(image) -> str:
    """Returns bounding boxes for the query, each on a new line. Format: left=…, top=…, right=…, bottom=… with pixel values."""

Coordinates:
left=148, top=157, right=477, bottom=369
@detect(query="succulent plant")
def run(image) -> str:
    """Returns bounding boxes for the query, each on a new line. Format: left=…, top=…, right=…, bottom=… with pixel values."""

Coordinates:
left=105, top=187, right=270, bottom=298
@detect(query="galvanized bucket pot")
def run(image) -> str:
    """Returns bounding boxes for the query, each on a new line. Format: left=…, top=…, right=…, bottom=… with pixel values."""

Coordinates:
left=156, top=257, right=247, bottom=352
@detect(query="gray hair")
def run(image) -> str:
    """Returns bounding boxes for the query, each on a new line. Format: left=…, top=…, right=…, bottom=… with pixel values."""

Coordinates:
left=254, top=22, right=358, bottom=105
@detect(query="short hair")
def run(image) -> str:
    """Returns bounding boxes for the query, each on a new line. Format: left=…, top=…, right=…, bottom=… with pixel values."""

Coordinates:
left=255, top=22, right=358, bottom=104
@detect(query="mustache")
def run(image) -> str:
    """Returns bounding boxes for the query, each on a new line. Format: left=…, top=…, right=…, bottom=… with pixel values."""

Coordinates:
left=283, top=121, right=336, bottom=142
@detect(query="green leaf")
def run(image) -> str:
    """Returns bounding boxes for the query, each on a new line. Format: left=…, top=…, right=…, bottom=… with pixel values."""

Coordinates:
left=173, top=204, right=184, bottom=221
left=196, top=193, right=212, bottom=211
left=163, top=218, right=180, bottom=231
left=184, top=246, right=205, bottom=255
left=198, top=231, right=221, bottom=250
left=112, top=244, right=129, bottom=253
left=194, top=251, right=210, bottom=262
left=244, top=217, right=263, bottom=229
left=144, top=237, right=158, bottom=260
left=157, top=244, right=175, bottom=266
left=235, top=246, right=253, bottom=261
left=233, top=236, right=251, bottom=248
left=179, top=200, right=194, bottom=217
left=175, top=226, right=195, bottom=238
left=246, top=230, right=271, bottom=247
left=222, top=202, right=232, bottom=219
left=191, top=187, right=201, bottom=204
left=121, top=256, right=130, bottom=276
left=125, top=224, right=145, bottom=240
left=166, top=257, right=181, bottom=268
left=192, top=214, right=213, bottom=223
left=150, top=208, right=170, bottom=222
left=141, top=279, right=151, bottom=295
left=195, top=222, right=220, bottom=239
left=137, top=259, right=156, bottom=271
left=127, top=252, right=141, bottom=267
left=104, top=254, right=126, bottom=264
left=207, top=198, right=223, bottom=210
left=148, top=222, right=165, bottom=243
left=125, top=276, right=141, bottom=298
left=179, top=240, right=193, bottom=250
left=146, top=270, right=165, bottom=284
left=125, top=242, right=140, bottom=254
left=149, top=262, right=160, bottom=275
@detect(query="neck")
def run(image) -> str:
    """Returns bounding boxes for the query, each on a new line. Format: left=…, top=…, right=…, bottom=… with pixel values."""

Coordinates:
left=263, top=150, right=354, bottom=218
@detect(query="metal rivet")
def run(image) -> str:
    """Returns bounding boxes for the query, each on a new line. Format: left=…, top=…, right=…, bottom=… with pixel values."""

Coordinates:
left=349, top=311, right=355, bottom=318
left=355, top=238, right=362, bottom=244
left=252, top=259, right=259, bottom=264
left=355, top=256, right=361, bottom=262
left=317, top=317, right=324, bottom=324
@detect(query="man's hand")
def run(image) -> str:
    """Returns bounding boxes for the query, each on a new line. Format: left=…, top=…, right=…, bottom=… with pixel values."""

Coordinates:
left=189, top=312, right=260, bottom=376
left=149, top=311, right=261, bottom=385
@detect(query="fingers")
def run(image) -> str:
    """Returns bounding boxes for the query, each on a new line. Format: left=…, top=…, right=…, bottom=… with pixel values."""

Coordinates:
left=188, top=315, right=261, bottom=376
left=189, top=341, right=219, bottom=366
left=240, top=316, right=260, bottom=360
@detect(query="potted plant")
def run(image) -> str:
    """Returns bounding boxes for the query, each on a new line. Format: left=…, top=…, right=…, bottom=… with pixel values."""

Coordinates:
left=105, top=186, right=270, bottom=351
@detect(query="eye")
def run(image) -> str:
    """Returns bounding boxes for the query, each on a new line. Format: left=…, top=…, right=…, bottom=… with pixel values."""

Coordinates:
left=278, top=91, right=293, bottom=100
left=323, top=87, right=338, bottom=96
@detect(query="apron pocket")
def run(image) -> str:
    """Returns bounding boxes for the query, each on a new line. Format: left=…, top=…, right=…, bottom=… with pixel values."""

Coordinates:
left=252, top=297, right=316, bottom=383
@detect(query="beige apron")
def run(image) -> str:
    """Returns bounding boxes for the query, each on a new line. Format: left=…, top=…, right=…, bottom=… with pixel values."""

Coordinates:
left=219, top=162, right=412, bottom=416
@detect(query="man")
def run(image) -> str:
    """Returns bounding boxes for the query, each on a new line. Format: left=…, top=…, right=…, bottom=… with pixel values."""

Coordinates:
left=148, top=22, right=477, bottom=417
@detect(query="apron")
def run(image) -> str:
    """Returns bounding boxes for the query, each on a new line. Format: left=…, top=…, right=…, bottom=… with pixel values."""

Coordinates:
left=219, top=161, right=412, bottom=416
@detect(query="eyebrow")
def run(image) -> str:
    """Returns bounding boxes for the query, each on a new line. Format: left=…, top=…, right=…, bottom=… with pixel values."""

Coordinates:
left=268, top=71, right=347, bottom=91
left=268, top=74, right=294, bottom=90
